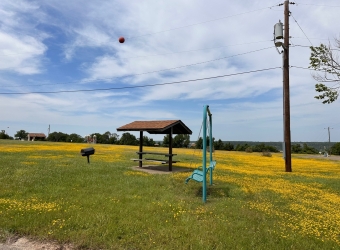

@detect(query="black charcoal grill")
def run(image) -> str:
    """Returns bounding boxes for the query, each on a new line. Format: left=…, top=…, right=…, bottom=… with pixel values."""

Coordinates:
left=80, top=147, right=95, bottom=163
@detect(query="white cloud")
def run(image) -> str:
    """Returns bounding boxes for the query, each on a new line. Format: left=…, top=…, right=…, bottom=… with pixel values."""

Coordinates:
left=1, top=0, right=340, bottom=141
left=0, top=1, right=47, bottom=75
left=0, top=32, right=46, bottom=74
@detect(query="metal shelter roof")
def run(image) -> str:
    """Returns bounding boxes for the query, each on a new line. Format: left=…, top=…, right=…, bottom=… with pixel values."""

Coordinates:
left=116, top=120, right=192, bottom=134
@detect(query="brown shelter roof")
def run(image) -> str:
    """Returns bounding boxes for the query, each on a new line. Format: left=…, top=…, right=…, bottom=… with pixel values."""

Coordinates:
left=28, top=133, right=46, bottom=137
left=117, top=120, right=192, bottom=134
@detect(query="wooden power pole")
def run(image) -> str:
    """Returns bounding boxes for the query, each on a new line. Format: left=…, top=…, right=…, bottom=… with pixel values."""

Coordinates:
left=283, top=0, right=292, bottom=172
left=325, top=127, right=333, bottom=155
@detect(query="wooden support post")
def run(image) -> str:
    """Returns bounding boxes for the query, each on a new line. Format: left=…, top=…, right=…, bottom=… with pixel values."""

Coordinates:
left=169, top=128, right=173, bottom=171
left=139, top=131, right=143, bottom=168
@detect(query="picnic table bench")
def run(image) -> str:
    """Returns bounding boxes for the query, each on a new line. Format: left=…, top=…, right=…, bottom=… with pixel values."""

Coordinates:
left=131, top=151, right=179, bottom=171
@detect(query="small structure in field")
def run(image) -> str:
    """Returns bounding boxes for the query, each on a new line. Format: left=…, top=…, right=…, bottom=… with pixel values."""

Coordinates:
left=28, top=133, right=46, bottom=141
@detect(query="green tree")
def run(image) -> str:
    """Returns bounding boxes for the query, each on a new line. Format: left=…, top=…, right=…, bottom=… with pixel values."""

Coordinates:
left=224, top=142, right=234, bottom=151
left=251, top=143, right=279, bottom=153
left=214, top=139, right=225, bottom=150
left=173, top=134, right=190, bottom=148
left=184, top=134, right=191, bottom=148
left=119, top=132, right=138, bottom=145
left=195, top=136, right=214, bottom=149
left=206, top=136, right=215, bottom=147
left=235, top=144, right=248, bottom=151
left=109, top=133, right=120, bottom=144
left=291, top=144, right=302, bottom=153
left=148, top=138, right=155, bottom=146
left=302, top=143, right=318, bottom=154
left=252, top=143, right=266, bottom=152
left=331, top=142, right=340, bottom=155
left=47, top=132, right=68, bottom=142
left=162, top=134, right=170, bottom=147
left=245, top=146, right=253, bottom=153
left=101, top=131, right=112, bottom=144
left=310, top=41, right=340, bottom=104
left=291, top=143, right=318, bottom=154
left=266, top=145, right=279, bottom=153
left=15, top=130, right=28, bottom=140
left=142, top=135, right=155, bottom=146
left=67, top=133, right=83, bottom=143
left=195, top=137, right=203, bottom=149
left=0, top=131, right=10, bottom=139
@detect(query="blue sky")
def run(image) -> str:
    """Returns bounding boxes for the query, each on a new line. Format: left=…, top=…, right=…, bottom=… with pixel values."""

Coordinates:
left=1, top=0, right=340, bottom=142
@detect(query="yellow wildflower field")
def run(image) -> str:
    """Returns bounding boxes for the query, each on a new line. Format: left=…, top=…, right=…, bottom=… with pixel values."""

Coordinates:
left=173, top=149, right=340, bottom=245
left=0, top=140, right=339, bottom=247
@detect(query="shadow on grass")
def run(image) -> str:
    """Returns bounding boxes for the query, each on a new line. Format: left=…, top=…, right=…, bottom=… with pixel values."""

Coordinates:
left=195, top=185, right=231, bottom=198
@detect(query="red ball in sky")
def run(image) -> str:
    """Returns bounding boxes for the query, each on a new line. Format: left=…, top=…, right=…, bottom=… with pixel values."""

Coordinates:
left=118, top=37, right=125, bottom=43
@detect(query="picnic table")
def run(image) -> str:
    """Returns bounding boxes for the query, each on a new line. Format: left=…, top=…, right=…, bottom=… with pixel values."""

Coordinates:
left=131, top=151, right=179, bottom=171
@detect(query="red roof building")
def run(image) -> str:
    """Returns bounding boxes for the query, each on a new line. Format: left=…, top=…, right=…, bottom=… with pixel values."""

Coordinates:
left=28, top=133, right=46, bottom=141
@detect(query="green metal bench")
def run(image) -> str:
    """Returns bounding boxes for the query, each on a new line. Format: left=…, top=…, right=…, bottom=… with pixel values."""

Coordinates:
left=185, top=160, right=216, bottom=184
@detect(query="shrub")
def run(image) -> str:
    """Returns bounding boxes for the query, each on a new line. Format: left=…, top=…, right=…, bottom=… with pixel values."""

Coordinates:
left=262, top=150, right=272, bottom=157
left=245, top=147, right=253, bottom=153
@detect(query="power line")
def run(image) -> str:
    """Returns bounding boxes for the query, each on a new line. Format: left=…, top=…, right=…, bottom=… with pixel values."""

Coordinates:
left=290, top=65, right=332, bottom=74
left=291, top=66, right=340, bottom=86
left=291, top=44, right=340, bottom=53
left=291, top=65, right=318, bottom=70
left=295, top=3, right=340, bottom=8
left=290, top=13, right=313, bottom=46
left=0, top=67, right=281, bottom=95
left=126, top=5, right=278, bottom=39
left=291, top=65, right=339, bottom=76
left=291, top=44, right=311, bottom=48
left=291, top=36, right=329, bottom=40
left=3, top=46, right=274, bottom=88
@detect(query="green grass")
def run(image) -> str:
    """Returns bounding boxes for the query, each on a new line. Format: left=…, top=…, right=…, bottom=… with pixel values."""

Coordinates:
left=0, top=140, right=339, bottom=249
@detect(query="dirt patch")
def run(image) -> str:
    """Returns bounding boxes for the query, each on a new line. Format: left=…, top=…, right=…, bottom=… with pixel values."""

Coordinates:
left=132, top=165, right=192, bottom=174
left=0, top=237, right=73, bottom=250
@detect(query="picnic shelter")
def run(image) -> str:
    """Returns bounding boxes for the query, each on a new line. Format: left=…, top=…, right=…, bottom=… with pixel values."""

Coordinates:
left=117, top=120, right=192, bottom=171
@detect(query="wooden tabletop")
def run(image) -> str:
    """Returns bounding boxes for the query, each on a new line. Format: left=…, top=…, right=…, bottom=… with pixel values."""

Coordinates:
left=136, top=151, right=177, bottom=156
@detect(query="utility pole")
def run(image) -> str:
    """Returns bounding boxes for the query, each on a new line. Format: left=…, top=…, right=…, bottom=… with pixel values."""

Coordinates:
left=283, top=0, right=292, bottom=172
left=274, top=1, right=295, bottom=172
left=325, top=127, right=333, bottom=155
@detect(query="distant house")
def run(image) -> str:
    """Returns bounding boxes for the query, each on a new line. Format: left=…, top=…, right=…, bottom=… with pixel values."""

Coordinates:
left=28, top=133, right=46, bottom=141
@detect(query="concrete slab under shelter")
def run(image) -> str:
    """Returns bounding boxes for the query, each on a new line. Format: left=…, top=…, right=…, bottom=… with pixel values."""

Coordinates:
left=131, top=165, right=192, bottom=175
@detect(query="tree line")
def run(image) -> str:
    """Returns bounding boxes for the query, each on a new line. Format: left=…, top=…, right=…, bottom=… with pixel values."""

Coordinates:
left=194, top=137, right=340, bottom=155
left=13, top=130, right=127, bottom=144
left=3, top=130, right=340, bottom=155
left=197, top=137, right=280, bottom=153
